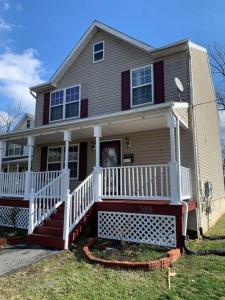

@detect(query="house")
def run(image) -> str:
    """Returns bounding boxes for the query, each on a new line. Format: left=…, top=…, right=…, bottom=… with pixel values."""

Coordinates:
left=0, top=21, right=224, bottom=250
left=1, top=113, right=34, bottom=173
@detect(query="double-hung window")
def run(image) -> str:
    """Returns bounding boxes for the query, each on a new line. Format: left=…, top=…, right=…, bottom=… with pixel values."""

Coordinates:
left=131, top=65, right=153, bottom=107
left=50, top=85, right=80, bottom=121
left=47, top=145, right=79, bottom=179
left=93, top=41, right=104, bottom=63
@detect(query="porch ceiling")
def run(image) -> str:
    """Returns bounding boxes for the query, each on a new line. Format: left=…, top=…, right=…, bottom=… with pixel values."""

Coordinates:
left=0, top=101, right=189, bottom=145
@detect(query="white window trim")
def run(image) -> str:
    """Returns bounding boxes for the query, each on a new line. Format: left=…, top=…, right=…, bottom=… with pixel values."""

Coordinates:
left=47, top=144, right=79, bottom=179
left=93, top=40, right=105, bottom=63
left=5, top=144, right=23, bottom=157
left=49, top=84, right=81, bottom=123
left=130, top=64, right=154, bottom=108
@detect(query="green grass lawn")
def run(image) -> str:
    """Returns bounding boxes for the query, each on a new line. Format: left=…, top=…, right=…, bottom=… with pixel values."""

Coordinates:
left=0, top=216, right=225, bottom=300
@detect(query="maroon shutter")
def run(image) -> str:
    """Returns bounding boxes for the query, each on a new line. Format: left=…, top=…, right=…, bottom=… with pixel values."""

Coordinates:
left=80, top=99, right=88, bottom=118
left=40, top=147, right=48, bottom=171
left=43, top=92, right=50, bottom=125
left=121, top=70, right=130, bottom=110
left=153, top=61, right=165, bottom=104
left=79, top=142, right=88, bottom=181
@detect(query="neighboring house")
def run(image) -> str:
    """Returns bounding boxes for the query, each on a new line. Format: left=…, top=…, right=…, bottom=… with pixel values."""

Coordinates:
left=0, top=21, right=224, bottom=250
left=1, top=113, right=34, bottom=172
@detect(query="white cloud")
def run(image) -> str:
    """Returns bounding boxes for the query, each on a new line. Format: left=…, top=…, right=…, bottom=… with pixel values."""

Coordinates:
left=0, top=48, right=44, bottom=113
left=0, top=0, right=10, bottom=11
left=0, top=17, right=12, bottom=31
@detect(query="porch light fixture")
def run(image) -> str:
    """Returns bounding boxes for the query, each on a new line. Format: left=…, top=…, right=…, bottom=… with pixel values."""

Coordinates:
left=90, top=140, right=95, bottom=151
left=125, top=137, right=131, bottom=149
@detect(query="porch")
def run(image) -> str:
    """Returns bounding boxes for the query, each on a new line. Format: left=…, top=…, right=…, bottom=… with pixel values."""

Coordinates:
left=0, top=102, right=193, bottom=249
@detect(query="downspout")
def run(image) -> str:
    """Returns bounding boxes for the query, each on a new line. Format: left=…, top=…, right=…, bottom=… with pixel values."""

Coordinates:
left=175, top=114, right=188, bottom=237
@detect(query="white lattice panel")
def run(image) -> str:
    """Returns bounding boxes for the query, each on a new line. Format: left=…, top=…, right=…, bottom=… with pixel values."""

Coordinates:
left=0, top=206, right=29, bottom=229
left=98, top=211, right=176, bottom=248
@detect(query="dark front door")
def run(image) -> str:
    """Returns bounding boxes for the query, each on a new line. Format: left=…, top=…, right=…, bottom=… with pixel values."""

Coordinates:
left=100, top=140, right=121, bottom=168
left=100, top=140, right=121, bottom=196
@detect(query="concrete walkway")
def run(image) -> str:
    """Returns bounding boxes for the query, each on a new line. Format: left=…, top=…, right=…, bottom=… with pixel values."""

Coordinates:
left=0, top=244, right=60, bottom=276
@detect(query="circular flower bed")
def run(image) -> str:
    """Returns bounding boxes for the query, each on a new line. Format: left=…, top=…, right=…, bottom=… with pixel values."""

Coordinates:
left=83, top=238, right=181, bottom=270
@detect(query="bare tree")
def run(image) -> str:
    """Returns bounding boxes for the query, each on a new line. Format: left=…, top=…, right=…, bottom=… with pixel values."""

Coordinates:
left=208, top=43, right=225, bottom=111
left=0, top=102, right=23, bottom=132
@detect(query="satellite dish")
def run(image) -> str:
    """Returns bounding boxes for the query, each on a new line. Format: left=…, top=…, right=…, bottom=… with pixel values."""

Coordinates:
left=175, top=77, right=184, bottom=93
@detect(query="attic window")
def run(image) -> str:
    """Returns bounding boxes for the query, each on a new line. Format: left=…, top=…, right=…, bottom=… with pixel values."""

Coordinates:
left=93, top=41, right=104, bottom=63
left=26, top=119, right=31, bottom=128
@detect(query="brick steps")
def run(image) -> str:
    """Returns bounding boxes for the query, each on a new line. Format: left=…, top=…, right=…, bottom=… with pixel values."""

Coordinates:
left=26, top=203, right=95, bottom=250
left=26, top=233, right=65, bottom=249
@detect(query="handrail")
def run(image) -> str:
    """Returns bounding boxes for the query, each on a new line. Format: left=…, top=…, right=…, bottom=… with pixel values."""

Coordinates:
left=28, top=169, right=69, bottom=234
left=63, top=170, right=96, bottom=248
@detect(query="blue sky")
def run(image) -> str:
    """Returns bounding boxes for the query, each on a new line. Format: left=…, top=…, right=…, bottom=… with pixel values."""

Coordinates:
left=0, top=0, right=224, bottom=141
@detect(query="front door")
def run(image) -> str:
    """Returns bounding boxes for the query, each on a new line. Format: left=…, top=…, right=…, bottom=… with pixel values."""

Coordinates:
left=100, top=140, right=121, bottom=168
left=100, top=140, right=121, bottom=195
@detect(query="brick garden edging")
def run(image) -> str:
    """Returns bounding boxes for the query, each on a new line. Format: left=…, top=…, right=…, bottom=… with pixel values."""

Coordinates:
left=83, top=238, right=181, bottom=270
left=0, top=236, right=26, bottom=249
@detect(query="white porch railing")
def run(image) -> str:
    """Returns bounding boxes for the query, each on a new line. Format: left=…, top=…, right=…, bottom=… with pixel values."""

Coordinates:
left=181, top=166, right=192, bottom=200
left=0, top=172, right=26, bottom=197
left=63, top=170, right=95, bottom=246
left=0, top=170, right=63, bottom=198
left=28, top=169, right=69, bottom=234
left=101, top=165, right=171, bottom=200
left=30, top=171, right=62, bottom=193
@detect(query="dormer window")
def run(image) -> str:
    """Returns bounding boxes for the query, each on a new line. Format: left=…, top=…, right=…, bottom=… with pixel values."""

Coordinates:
left=93, top=41, right=104, bottom=63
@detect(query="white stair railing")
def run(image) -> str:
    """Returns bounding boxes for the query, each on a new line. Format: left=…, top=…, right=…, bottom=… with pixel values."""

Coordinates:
left=63, top=171, right=95, bottom=248
left=181, top=166, right=192, bottom=200
left=28, top=169, right=69, bottom=234
left=0, top=172, right=26, bottom=197
left=101, top=165, right=170, bottom=200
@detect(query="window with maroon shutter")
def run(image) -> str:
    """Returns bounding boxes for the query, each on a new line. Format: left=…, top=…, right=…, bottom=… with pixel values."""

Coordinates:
left=131, top=65, right=153, bottom=106
left=80, top=99, right=88, bottom=118
left=43, top=92, right=50, bottom=125
left=79, top=142, right=88, bottom=181
left=153, top=61, right=165, bottom=104
left=121, top=70, right=131, bottom=110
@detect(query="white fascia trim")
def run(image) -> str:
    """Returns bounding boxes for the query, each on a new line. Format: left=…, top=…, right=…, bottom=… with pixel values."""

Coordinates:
left=188, top=41, right=207, bottom=53
left=172, top=102, right=189, bottom=109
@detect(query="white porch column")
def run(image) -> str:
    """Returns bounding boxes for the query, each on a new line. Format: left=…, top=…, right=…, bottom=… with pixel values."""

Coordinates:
left=176, top=117, right=182, bottom=202
left=94, top=126, right=102, bottom=201
left=24, top=136, right=34, bottom=200
left=64, top=130, right=72, bottom=170
left=0, top=141, right=6, bottom=172
left=167, top=112, right=179, bottom=204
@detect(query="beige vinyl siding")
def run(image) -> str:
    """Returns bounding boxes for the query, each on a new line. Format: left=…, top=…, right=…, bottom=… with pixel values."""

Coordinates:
left=32, top=128, right=193, bottom=192
left=35, top=93, right=44, bottom=127
left=35, top=29, right=190, bottom=127
left=164, top=51, right=190, bottom=103
left=190, top=47, right=225, bottom=230
left=174, top=106, right=189, bottom=128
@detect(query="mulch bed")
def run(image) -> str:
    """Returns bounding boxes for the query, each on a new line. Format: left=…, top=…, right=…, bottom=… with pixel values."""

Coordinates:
left=83, top=238, right=181, bottom=270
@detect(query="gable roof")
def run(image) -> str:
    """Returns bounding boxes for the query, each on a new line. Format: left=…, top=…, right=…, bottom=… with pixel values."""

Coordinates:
left=51, top=21, right=154, bottom=83
left=14, top=113, right=34, bottom=131
left=30, top=21, right=207, bottom=93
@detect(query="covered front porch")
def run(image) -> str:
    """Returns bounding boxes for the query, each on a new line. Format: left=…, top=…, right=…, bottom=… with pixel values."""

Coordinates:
left=0, top=102, right=192, bottom=204
left=0, top=102, right=194, bottom=249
